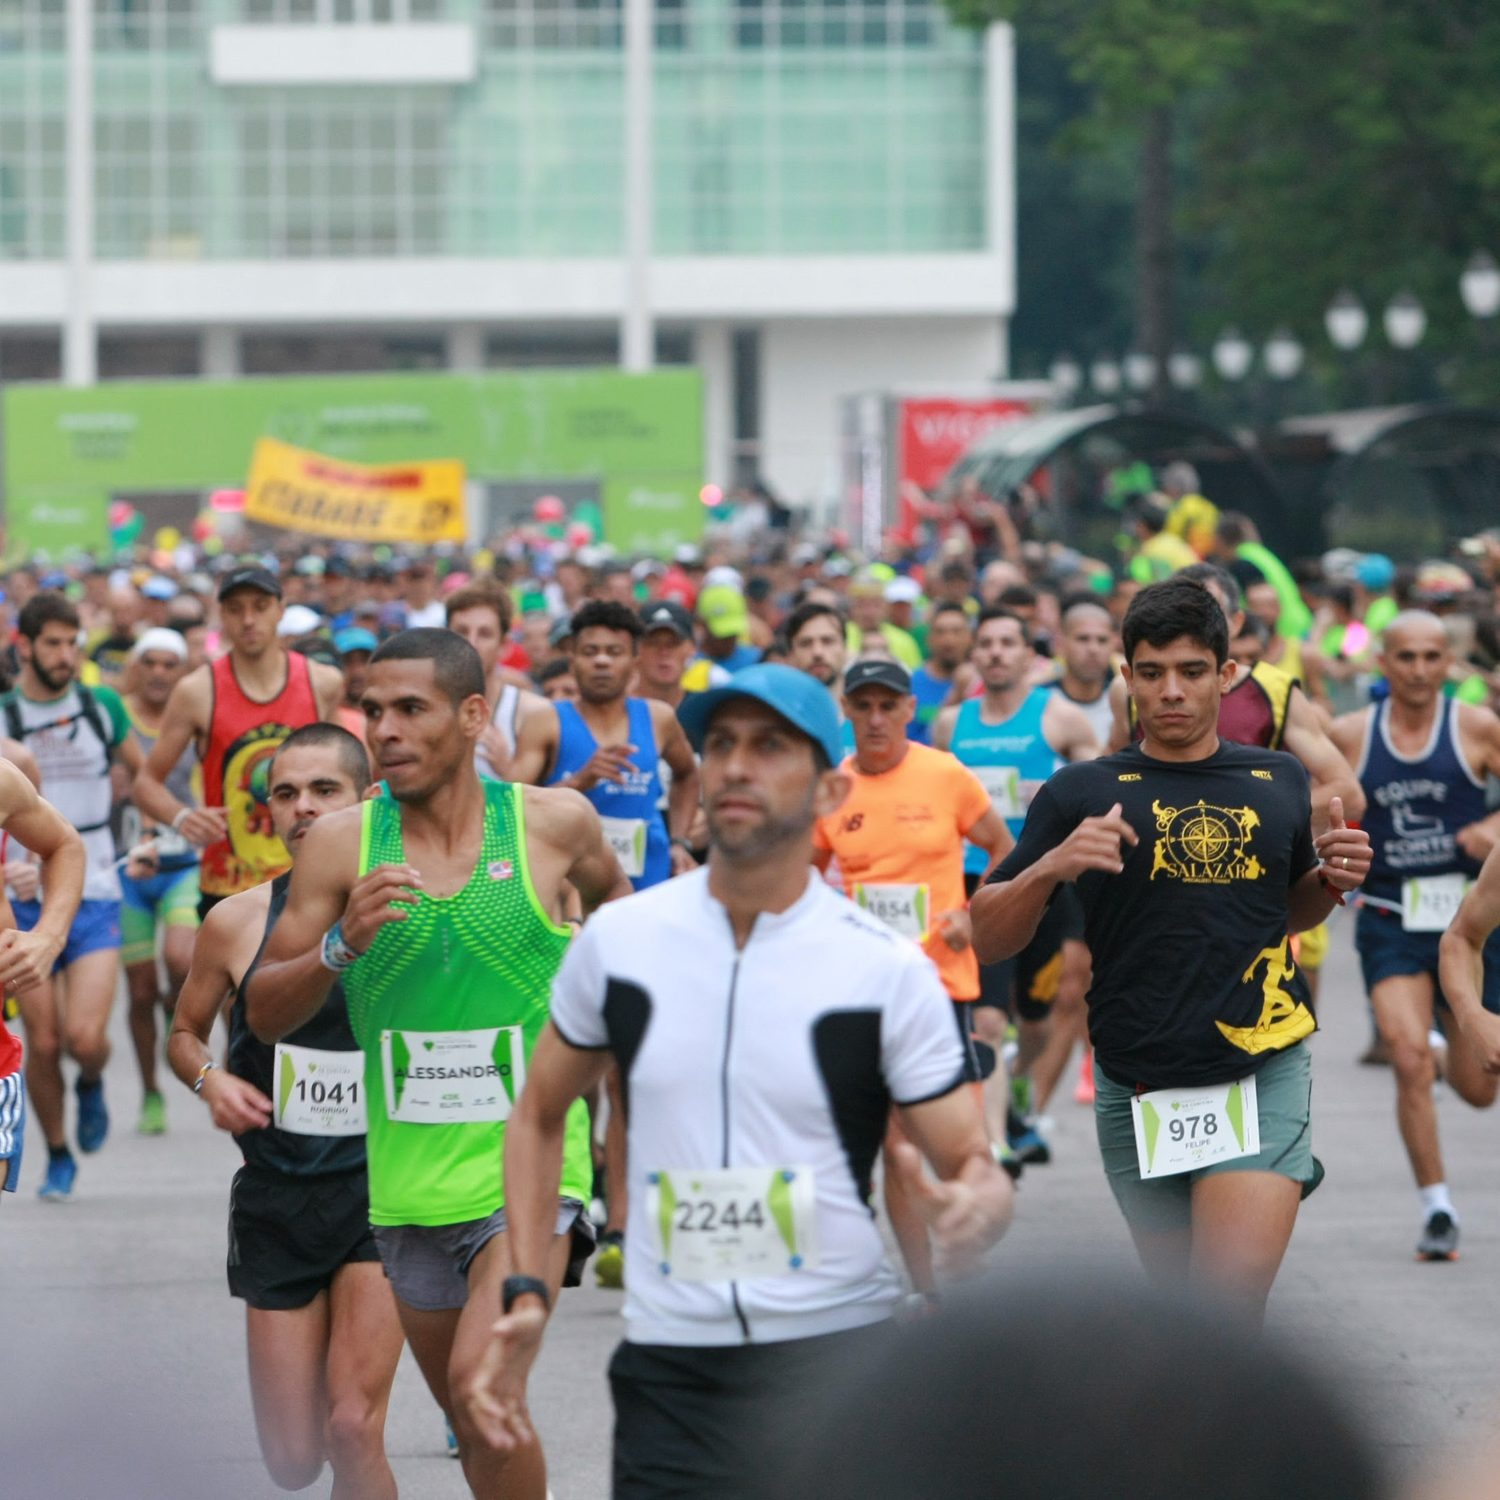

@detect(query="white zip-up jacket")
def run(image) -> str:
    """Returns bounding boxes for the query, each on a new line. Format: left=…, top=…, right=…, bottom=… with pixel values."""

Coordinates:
left=550, top=868, right=966, bottom=1347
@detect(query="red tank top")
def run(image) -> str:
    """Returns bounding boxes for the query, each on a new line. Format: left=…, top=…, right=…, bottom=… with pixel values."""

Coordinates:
left=201, top=651, right=319, bottom=896
left=0, top=834, right=18, bottom=1076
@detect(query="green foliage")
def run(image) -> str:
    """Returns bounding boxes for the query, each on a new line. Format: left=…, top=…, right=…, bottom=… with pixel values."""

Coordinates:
left=947, top=0, right=1500, bottom=396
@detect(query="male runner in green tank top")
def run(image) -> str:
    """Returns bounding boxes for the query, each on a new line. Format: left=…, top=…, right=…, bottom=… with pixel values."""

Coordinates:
left=245, top=627, right=631, bottom=1500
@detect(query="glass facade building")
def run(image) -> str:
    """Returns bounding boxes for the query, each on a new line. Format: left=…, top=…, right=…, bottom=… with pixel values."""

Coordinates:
left=0, top=0, right=1013, bottom=503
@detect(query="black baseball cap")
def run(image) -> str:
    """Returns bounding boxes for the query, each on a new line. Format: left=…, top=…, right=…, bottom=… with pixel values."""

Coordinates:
left=217, top=565, right=282, bottom=601
left=638, top=600, right=694, bottom=640
left=843, top=659, right=912, bottom=696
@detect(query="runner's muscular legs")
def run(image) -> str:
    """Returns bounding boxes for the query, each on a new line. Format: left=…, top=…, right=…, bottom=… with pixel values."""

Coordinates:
left=18, top=979, right=63, bottom=1147
left=323, top=1261, right=404, bottom=1500
left=126, top=961, right=162, bottom=1095
left=1190, top=1170, right=1301, bottom=1327
left=399, top=1230, right=572, bottom=1499
left=1370, top=973, right=1443, bottom=1186
left=60, top=948, right=119, bottom=1081
left=245, top=1295, right=332, bottom=1490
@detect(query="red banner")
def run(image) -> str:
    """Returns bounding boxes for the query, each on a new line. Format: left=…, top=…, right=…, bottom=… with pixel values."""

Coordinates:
left=898, top=397, right=1034, bottom=491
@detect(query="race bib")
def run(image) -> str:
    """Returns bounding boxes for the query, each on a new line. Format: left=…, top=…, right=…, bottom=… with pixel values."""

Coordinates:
left=600, top=816, right=647, bottom=879
left=646, top=1165, right=819, bottom=1282
left=853, top=882, right=930, bottom=941
left=380, top=1027, right=527, bottom=1125
left=1402, top=873, right=1469, bottom=933
left=975, top=766, right=1041, bottom=821
left=1130, top=1075, right=1260, bottom=1180
left=274, top=1043, right=367, bottom=1136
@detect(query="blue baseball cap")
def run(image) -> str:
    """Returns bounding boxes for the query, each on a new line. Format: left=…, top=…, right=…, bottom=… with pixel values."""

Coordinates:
left=1354, top=552, right=1395, bottom=591
left=334, top=626, right=379, bottom=655
left=678, top=663, right=844, bottom=769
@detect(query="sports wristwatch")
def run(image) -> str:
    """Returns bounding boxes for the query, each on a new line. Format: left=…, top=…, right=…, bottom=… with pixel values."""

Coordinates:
left=501, top=1274, right=552, bottom=1314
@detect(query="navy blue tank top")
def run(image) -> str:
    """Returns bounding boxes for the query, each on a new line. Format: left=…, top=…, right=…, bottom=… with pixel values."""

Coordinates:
left=548, top=697, right=670, bottom=889
left=229, top=875, right=365, bottom=1177
left=1357, top=697, right=1487, bottom=905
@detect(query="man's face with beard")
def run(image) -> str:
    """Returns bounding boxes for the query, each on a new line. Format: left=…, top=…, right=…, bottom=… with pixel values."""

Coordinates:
left=23, top=620, right=80, bottom=694
left=788, top=613, right=846, bottom=688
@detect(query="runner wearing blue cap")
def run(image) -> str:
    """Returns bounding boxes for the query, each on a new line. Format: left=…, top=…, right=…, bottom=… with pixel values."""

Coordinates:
left=464, top=663, right=1011, bottom=1497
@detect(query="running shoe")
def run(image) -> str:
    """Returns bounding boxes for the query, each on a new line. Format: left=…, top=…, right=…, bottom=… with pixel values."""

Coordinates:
left=137, top=1090, right=167, bottom=1136
left=1009, top=1073, right=1033, bottom=1120
left=38, top=1151, right=77, bottom=1202
left=1358, top=1037, right=1391, bottom=1067
left=595, top=1230, right=625, bottom=1289
left=75, top=1076, right=109, bottom=1153
left=1073, top=1050, right=1095, bottom=1106
left=445, top=1417, right=460, bottom=1459
left=1007, top=1121, right=1051, bottom=1166
left=1416, top=1211, right=1459, bottom=1262
left=991, top=1139, right=1023, bottom=1183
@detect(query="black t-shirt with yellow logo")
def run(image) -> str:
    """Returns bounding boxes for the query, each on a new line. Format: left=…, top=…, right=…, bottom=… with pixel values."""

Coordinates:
left=989, top=741, right=1319, bottom=1090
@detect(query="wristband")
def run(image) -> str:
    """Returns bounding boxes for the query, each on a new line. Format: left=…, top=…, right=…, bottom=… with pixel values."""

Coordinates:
left=501, top=1274, right=552, bottom=1315
left=670, top=837, right=694, bottom=852
left=1317, top=868, right=1347, bottom=907
left=320, top=920, right=363, bottom=972
left=171, top=807, right=191, bottom=832
left=192, top=1060, right=217, bottom=1095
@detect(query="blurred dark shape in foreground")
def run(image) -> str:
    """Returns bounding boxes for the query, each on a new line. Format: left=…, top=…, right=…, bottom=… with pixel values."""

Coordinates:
left=771, top=1272, right=1388, bottom=1500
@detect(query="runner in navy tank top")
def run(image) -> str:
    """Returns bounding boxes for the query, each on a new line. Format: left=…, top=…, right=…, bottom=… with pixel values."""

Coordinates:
left=1329, top=610, right=1500, bottom=1262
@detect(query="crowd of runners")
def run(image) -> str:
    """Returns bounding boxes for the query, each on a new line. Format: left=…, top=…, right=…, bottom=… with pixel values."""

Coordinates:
left=4, top=470, right=1500, bottom=1497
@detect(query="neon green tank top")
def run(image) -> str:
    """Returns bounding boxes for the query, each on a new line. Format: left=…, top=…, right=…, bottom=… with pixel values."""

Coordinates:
left=345, top=780, right=593, bottom=1227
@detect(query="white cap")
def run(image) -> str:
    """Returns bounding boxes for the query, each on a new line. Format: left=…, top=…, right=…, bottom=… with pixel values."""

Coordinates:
left=131, top=627, right=188, bottom=661
left=277, top=604, right=324, bottom=638
left=674, top=543, right=703, bottom=565
left=704, top=565, right=744, bottom=592
left=885, top=577, right=922, bottom=605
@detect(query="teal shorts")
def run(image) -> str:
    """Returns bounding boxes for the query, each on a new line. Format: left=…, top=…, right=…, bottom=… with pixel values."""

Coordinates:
left=120, top=862, right=201, bottom=965
left=1094, top=1042, right=1319, bottom=1234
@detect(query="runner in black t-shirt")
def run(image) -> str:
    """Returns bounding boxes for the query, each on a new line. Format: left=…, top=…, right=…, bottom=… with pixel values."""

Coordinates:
left=972, top=577, right=1371, bottom=1322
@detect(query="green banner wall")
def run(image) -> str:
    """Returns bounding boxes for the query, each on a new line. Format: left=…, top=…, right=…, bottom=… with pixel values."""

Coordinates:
left=2, top=367, right=704, bottom=556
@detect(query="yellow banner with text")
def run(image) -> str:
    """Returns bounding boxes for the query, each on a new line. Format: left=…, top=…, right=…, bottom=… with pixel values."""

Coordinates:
left=243, top=437, right=467, bottom=544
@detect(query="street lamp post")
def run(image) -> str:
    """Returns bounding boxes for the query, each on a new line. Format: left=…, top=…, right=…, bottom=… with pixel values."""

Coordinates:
left=1167, top=349, right=1204, bottom=392
left=1048, top=354, right=1083, bottom=406
left=1211, top=328, right=1253, bottom=383
left=1089, top=358, right=1122, bottom=397
left=1460, top=252, right=1500, bottom=320
left=1324, top=291, right=1368, bottom=353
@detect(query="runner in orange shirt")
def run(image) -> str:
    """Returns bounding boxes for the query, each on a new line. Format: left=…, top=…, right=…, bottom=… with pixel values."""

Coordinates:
left=814, top=659, right=1012, bottom=1298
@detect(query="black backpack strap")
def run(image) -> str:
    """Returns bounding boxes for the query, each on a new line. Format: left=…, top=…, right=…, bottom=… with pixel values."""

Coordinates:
left=74, top=685, right=115, bottom=762
left=1, top=696, right=21, bottom=744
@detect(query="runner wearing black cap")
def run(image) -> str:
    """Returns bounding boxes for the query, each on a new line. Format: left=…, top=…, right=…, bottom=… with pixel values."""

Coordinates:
left=135, top=565, right=345, bottom=920
left=635, top=600, right=698, bottom=713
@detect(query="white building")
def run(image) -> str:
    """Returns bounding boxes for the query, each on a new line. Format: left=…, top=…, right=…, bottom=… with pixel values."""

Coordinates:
left=0, top=0, right=1015, bottom=509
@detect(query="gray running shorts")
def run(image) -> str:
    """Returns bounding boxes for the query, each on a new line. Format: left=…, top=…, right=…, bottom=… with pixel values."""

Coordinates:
left=373, top=1198, right=594, bottom=1311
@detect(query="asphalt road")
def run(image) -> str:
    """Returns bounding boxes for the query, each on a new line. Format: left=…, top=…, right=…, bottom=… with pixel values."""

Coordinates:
left=8, top=914, right=1500, bottom=1497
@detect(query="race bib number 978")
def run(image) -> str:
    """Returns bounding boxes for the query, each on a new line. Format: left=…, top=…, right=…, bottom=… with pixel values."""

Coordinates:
left=1130, top=1075, right=1260, bottom=1180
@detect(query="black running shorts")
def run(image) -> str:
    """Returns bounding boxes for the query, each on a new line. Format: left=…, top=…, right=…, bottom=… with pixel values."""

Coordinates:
left=227, top=1162, right=380, bottom=1310
left=610, top=1324, right=891, bottom=1499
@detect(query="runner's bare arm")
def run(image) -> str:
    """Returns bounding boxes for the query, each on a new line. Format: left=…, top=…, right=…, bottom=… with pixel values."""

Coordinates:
left=1289, top=795, right=1370, bottom=932
left=0, top=739, right=41, bottom=791
left=1439, top=846, right=1500, bottom=1074
left=1454, top=707, right=1500, bottom=861
left=1106, top=673, right=1132, bottom=751
left=465, top=1022, right=611, bottom=1452
left=930, top=704, right=958, bottom=752
left=310, top=659, right=348, bottom=722
left=653, top=703, right=702, bottom=866
left=893, top=1085, right=1013, bottom=1274
left=134, top=668, right=224, bottom=842
left=507, top=701, right=561, bottom=786
left=243, top=808, right=414, bottom=1042
left=545, top=789, right=633, bottom=913
left=1047, top=698, right=1102, bottom=762
left=1281, top=688, right=1365, bottom=830
left=167, top=896, right=274, bottom=1133
left=971, top=803, right=1137, bottom=964
left=966, top=806, right=1014, bottom=876
left=0, top=766, right=85, bottom=990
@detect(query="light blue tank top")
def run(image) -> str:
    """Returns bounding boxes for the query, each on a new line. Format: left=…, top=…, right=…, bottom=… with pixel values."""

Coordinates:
left=549, top=698, right=670, bottom=889
left=950, top=688, right=1062, bottom=873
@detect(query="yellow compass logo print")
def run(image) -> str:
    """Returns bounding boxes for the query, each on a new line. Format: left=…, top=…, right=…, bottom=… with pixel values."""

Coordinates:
left=1149, top=799, right=1265, bottom=884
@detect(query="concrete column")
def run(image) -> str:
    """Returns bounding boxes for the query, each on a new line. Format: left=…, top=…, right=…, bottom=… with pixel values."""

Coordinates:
left=200, top=325, right=241, bottom=378
left=446, top=323, right=486, bottom=372
left=620, top=0, right=653, bottom=371
left=694, top=321, right=733, bottom=491
left=984, top=21, right=1017, bottom=356
left=63, top=0, right=96, bottom=387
